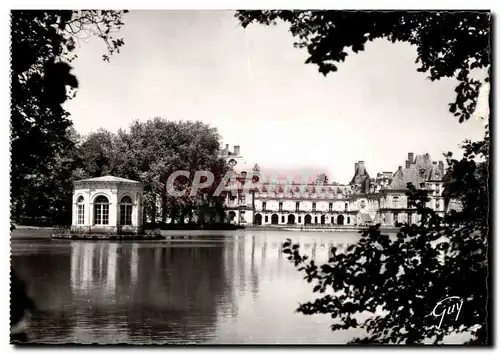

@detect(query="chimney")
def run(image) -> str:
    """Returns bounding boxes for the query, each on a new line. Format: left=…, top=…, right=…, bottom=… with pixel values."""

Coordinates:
left=408, top=152, right=414, bottom=163
left=432, top=161, right=437, bottom=166
left=405, top=160, right=411, bottom=169
left=354, top=162, right=359, bottom=174
left=234, top=145, right=240, bottom=156
left=358, top=161, right=366, bottom=175
left=425, top=153, right=430, bottom=161
left=225, top=144, right=229, bottom=155
left=438, top=160, right=444, bottom=174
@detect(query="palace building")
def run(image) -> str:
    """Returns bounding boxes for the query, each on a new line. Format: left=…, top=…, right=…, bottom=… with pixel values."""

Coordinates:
left=219, top=145, right=447, bottom=228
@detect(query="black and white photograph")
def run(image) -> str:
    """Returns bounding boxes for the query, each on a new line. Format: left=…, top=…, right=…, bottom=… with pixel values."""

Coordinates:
left=8, top=7, right=492, bottom=346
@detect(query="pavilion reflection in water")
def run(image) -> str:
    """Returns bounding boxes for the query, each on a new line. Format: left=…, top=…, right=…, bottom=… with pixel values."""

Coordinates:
left=69, top=236, right=349, bottom=297
left=67, top=241, right=231, bottom=343
left=70, top=242, right=139, bottom=295
left=30, top=235, right=352, bottom=343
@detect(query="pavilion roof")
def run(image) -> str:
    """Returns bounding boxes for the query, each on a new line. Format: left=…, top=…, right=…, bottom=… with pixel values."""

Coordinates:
left=75, top=175, right=141, bottom=184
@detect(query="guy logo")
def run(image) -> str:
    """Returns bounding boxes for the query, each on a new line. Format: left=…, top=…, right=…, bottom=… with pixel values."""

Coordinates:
left=429, top=296, right=464, bottom=329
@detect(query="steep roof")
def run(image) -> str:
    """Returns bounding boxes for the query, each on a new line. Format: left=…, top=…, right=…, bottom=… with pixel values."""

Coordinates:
left=388, top=167, right=420, bottom=190
left=427, top=166, right=445, bottom=180
left=76, top=175, right=141, bottom=184
left=387, top=153, right=445, bottom=190
left=413, top=154, right=433, bottom=170
left=350, top=163, right=370, bottom=185
left=255, top=166, right=330, bottom=184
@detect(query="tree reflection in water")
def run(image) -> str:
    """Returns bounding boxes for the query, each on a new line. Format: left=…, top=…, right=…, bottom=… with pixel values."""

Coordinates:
left=10, top=231, right=359, bottom=344
left=67, top=242, right=230, bottom=343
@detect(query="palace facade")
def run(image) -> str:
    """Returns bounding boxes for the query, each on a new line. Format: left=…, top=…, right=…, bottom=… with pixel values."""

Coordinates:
left=219, top=145, right=447, bottom=227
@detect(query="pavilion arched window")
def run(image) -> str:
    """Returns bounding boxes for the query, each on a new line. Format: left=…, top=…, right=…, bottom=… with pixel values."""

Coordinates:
left=120, top=196, right=133, bottom=226
left=77, top=196, right=85, bottom=225
left=94, top=195, right=109, bottom=225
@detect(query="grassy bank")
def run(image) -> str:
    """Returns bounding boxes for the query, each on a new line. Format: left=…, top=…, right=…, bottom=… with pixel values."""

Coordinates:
left=11, top=227, right=53, bottom=239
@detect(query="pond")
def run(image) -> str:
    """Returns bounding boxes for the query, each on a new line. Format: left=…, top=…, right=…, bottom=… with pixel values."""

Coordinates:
left=12, top=229, right=369, bottom=344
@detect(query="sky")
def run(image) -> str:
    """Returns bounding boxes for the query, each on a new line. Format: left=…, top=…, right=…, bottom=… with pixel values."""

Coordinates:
left=64, top=10, right=489, bottom=184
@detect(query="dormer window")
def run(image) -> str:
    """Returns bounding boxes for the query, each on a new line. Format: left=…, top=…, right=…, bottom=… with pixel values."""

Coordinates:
left=419, top=169, right=425, bottom=178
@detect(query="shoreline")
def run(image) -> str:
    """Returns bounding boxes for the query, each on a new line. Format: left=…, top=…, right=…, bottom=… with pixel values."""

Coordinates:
left=11, top=225, right=400, bottom=240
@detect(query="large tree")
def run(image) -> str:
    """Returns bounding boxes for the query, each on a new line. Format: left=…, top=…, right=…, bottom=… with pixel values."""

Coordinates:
left=76, top=128, right=118, bottom=178
left=237, top=11, right=490, bottom=344
left=121, top=118, right=228, bottom=224
left=75, top=118, right=228, bottom=224
left=14, top=128, right=82, bottom=225
left=10, top=10, right=128, bottom=221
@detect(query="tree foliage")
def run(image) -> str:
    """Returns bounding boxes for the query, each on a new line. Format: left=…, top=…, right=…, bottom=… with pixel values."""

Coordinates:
left=246, top=10, right=492, bottom=344
left=10, top=10, right=128, bottom=220
left=75, top=118, right=229, bottom=224
left=235, top=10, right=490, bottom=123
left=13, top=128, right=82, bottom=225
left=15, top=117, right=229, bottom=225
left=283, top=129, right=489, bottom=343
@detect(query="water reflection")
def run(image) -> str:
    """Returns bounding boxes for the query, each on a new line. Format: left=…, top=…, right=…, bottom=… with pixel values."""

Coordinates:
left=11, top=231, right=359, bottom=344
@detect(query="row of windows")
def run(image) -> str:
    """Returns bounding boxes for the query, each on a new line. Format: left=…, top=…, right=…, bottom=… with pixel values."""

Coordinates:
left=265, top=202, right=349, bottom=211
left=77, top=195, right=132, bottom=204
left=256, top=214, right=350, bottom=225
left=262, top=198, right=440, bottom=211
left=76, top=195, right=133, bottom=226
left=390, top=197, right=440, bottom=209
left=228, top=195, right=246, bottom=204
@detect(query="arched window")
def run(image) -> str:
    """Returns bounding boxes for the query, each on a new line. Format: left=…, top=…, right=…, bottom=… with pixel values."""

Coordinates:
left=94, top=195, right=109, bottom=225
left=254, top=213, right=262, bottom=225
left=77, top=196, right=85, bottom=225
left=120, top=196, right=133, bottom=226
